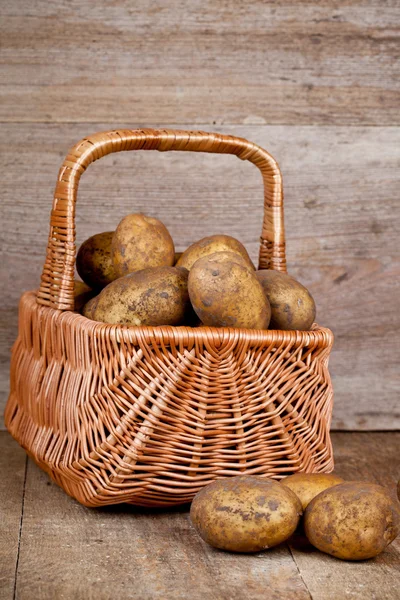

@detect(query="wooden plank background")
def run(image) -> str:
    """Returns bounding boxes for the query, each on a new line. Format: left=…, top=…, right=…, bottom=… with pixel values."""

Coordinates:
left=1, top=0, right=399, bottom=430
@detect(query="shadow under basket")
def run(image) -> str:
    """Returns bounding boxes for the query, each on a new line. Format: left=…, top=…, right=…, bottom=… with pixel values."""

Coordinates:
left=5, top=128, right=334, bottom=507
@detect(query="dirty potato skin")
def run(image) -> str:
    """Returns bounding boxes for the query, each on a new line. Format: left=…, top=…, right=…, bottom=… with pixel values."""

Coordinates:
left=188, top=255, right=270, bottom=329
left=112, top=213, right=175, bottom=277
left=282, top=473, right=344, bottom=511
left=91, top=266, right=194, bottom=326
left=176, top=234, right=255, bottom=271
left=74, top=280, right=95, bottom=313
left=82, top=295, right=99, bottom=320
left=174, top=251, right=183, bottom=265
left=256, top=270, right=316, bottom=331
left=196, top=250, right=255, bottom=273
left=304, top=481, right=400, bottom=560
left=190, top=476, right=303, bottom=553
left=76, top=231, right=117, bottom=290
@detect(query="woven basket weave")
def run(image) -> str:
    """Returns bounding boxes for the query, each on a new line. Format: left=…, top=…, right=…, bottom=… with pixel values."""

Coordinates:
left=5, top=129, right=334, bottom=507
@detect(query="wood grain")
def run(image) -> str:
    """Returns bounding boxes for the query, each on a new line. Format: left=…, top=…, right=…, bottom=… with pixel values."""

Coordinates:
left=0, top=433, right=27, bottom=600
left=6, top=432, right=399, bottom=599
left=0, top=0, right=399, bottom=125
left=1, top=123, right=399, bottom=430
left=14, top=456, right=311, bottom=599
left=289, top=432, right=400, bottom=600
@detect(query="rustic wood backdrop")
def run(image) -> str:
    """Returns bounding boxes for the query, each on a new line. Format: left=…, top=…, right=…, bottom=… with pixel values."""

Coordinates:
left=1, top=0, right=399, bottom=430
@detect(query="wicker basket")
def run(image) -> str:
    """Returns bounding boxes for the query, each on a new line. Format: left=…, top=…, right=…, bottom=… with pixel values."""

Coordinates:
left=5, top=129, right=334, bottom=507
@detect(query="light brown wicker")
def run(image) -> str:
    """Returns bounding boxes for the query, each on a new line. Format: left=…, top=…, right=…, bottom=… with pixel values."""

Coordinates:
left=5, top=129, right=334, bottom=507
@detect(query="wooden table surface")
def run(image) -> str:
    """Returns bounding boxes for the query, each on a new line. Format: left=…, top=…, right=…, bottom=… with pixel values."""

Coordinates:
left=1, top=431, right=399, bottom=600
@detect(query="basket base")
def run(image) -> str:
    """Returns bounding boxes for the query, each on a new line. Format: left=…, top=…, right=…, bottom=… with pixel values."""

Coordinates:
left=6, top=291, right=334, bottom=507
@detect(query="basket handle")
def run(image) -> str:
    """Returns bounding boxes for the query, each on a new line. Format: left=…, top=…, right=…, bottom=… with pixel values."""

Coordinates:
left=37, top=129, right=286, bottom=310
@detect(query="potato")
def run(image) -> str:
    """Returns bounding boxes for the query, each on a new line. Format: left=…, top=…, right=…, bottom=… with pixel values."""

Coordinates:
left=190, top=476, right=302, bottom=553
left=112, top=213, right=174, bottom=277
left=74, top=280, right=95, bottom=313
left=176, top=234, right=255, bottom=271
left=82, top=295, right=99, bottom=320
left=91, top=266, right=194, bottom=326
left=283, top=473, right=344, bottom=510
left=188, top=254, right=271, bottom=329
left=256, top=270, right=316, bottom=331
left=174, top=251, right=183, bottom=265
left=304, top=481, right=400, bottom=560
left=196, top=250, right=254, bottom=273
left=76, top=231, right=116, bottom=290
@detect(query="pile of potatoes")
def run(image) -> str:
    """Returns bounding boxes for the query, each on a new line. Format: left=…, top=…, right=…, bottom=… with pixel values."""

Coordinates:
left=76, top=213, right=316, bottom=330
left=190, top=473, right=400, bottom=560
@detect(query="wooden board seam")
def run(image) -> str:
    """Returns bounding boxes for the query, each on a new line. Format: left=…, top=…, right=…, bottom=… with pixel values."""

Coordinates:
left=288, top=545, right=313, bottom=600
left=12, top=456, right=28, bottom=600
left=0, top=121, right=397, bottom=128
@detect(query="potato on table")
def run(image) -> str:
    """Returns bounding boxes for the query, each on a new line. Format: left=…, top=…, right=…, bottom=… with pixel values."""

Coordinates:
left=283, top=472, right=344, bottom=510
left=190, top=476, right=302, bottom=553
left=304, top=481, right=400, bottom=560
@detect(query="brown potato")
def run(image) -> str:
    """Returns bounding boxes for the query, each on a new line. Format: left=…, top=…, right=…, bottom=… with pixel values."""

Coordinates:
left=196, top=250, right=255, bottom=273
left=256, top=270, right=316, bottom=331
left=188, top=254, right=270, bottom=329
left=91, top=266, right=194, bottom=326
left=112, top=213, right=174, bottom=277
left=76, top=231, right=116, bottom=290
left=282, top=473, right=344, bottom=510
left=304, top=481, right=400, bottom=560
left=190, top=476, right=302, bottom=553
left=74, top=280, right=95, bottom=313
left=174, top=251, right=183, bottom=265
left=82, top=295, right=99, bottom=320
left=177, top=234, right=255, bottom=271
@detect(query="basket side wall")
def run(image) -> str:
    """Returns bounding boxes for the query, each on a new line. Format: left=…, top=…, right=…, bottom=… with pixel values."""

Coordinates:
left=5, top=292, right=334, bottom=507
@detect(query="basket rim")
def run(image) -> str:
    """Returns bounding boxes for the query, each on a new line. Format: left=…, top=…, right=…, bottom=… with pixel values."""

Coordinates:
left=24, top=290, right=334, bottom=349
